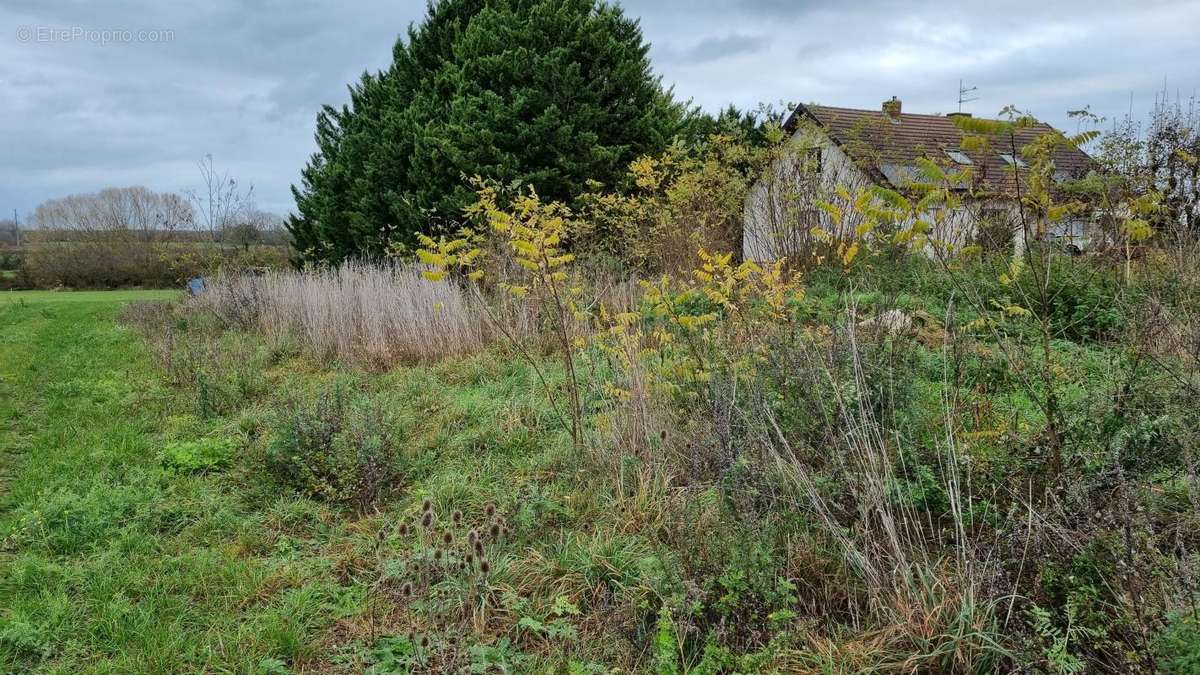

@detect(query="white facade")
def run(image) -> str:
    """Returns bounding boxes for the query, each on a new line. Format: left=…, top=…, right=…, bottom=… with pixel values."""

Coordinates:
left=743, top=123, right=1022, bottom=262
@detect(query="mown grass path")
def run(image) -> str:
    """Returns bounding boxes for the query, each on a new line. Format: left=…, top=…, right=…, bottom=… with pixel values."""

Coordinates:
left=0, top=290, right=655, bottom=672
left=0, top=291, right=327, bottom=673
left=0, top=291, right=178, bottom=502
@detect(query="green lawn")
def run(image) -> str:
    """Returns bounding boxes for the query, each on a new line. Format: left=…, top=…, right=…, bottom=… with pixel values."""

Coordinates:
left=1, top=289, right=182, bottom=304
left=0, top=290, right=325, bottom=671
left=0, top=290, right=615, bottom=672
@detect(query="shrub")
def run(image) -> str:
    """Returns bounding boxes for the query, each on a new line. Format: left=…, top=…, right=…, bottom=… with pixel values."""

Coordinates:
left=265, top=387, right=398, bottom=508
left=1016, top=255, right=1124, bottom=343
left=1155, top=610, right=1200, bottom=673
left=21, top=238, right=288, bottom=289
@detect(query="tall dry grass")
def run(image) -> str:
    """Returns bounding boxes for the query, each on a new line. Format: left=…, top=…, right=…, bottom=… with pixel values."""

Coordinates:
left=196, top=263, right=486, bottom=367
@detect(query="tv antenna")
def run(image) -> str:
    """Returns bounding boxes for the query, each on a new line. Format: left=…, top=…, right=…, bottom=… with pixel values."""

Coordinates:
left=958, top=80, right=979, bottom=112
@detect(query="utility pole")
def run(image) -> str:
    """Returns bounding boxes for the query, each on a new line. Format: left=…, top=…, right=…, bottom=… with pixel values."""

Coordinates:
left=958, top=80, right=979, bottom=113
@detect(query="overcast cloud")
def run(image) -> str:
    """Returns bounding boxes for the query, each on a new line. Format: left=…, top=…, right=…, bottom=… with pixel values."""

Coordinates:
left=2, top=0, right=1197, bottom=220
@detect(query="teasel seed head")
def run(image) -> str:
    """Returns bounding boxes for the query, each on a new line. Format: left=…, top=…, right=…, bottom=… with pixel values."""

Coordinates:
left=398, top=522, right=409, bottom=537
left=479, top=559, right=491, bottom=575
left=489, top=523, right=501, bottom=538
left=467, top=530, right=477, bottom=546
left=442, top=531, right=453, bottom=545
left=421, top=511, right=434, bottom=529
left=484, top=503, right=496, bottom=518
left=465, top=552, right=474, bottom=566
left=452, top=509, right=463, bottom=525
left=421, top=498, right=432, bottom=512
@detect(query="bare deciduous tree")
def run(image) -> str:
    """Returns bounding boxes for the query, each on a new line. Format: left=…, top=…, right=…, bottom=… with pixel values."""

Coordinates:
left=0, top=218, right=20, bottom=247
left=30, top=187, right=194, bottom=237
left=24, top=186, right=198, bottom=287
left=1099, top=90, right=1200, bottom=241
left=220, top=209, right=285, bottom=251
left=186, top=154, right=254, bottom=241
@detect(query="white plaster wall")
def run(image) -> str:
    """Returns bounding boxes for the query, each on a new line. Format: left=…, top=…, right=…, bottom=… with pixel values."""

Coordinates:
left=743, top=125, right=873, bottom=262
left=743, top=123, right=1027, bottom=261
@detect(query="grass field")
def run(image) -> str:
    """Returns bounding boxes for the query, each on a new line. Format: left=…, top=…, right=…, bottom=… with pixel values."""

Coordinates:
left=0, top=290, right=610, bottom=672
left=2, top=267, right=1197, bottom=673
left=0, top=290, right=307, bottom=671
left=1, top=289, right=182, bottom=303
left=0, top=290, right=368, bottom=671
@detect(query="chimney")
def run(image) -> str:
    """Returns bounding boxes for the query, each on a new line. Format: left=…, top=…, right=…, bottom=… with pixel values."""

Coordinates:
left=882, top=96, right=902, bottom=120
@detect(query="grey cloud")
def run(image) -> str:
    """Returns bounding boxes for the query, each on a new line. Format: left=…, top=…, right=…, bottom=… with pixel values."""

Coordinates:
left=674, top=33, right=770, bottom=63
left=2, top=0, right=1198, bottom=220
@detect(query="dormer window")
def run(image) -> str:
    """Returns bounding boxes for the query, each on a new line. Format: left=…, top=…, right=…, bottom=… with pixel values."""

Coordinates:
left=998, top=153, right=1027, bottom=168
left=944, top=148, right=973, bottom=165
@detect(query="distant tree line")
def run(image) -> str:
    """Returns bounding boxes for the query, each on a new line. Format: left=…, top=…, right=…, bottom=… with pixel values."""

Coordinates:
left=13, top=162, right=290, bottom=288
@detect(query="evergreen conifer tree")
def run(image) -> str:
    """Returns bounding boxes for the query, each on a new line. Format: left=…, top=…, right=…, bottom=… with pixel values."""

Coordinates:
left=288, top=0, right=686, bottom=264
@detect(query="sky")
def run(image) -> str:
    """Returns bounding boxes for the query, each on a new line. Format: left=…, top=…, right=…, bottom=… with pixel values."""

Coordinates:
left=2, top=0, right=1198, bottom=221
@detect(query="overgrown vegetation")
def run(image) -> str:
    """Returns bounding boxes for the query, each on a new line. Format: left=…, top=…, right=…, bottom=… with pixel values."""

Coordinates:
left=6, top=112, right=1198, bottom=672
left=5, top=22, right=1200, bottom=666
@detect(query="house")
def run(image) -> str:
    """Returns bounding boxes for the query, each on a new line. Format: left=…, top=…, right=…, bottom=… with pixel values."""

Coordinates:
left=743, top=97, right=1096, bottom=262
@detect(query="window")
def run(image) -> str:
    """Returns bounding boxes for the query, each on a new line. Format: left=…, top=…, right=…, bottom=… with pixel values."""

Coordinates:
left=998, top=153, right=1027, bottom=168
left=788, top=147, right=822, bottom=187
left=944, top=148, right=973, bottom=165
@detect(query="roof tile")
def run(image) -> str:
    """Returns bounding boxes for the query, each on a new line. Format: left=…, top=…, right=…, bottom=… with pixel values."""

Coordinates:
left=794, top=104, right=1094, bottom=195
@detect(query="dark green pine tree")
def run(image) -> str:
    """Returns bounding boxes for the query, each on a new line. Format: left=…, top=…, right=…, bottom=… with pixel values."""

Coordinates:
left=289, top=0, right=688, bottom=264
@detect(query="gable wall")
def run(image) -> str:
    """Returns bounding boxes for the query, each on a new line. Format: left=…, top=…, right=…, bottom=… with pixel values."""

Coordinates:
left=743, top=124, right=1020, bottom=262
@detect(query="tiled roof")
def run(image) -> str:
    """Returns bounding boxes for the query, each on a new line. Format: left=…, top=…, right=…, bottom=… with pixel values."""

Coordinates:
left=790, top=103, right=1094, bottom=196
